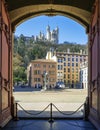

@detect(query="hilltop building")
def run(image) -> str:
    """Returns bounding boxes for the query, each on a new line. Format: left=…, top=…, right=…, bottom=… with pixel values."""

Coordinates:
left=17, top=25, right=59, bottom=44
left=46, top=25, right=59, bottom=44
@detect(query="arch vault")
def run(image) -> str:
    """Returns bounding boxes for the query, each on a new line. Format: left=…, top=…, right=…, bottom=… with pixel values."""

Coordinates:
left=0, top=0, right=100, bottom=129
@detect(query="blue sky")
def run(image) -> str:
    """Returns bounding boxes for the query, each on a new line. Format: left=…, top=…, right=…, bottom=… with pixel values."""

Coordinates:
left=15, top=15, right=88, bottom=44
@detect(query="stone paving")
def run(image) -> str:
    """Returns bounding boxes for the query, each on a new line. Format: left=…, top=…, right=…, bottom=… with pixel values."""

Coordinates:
left=1, top=88, right=97, bottom=130
left=13, top=88, right=87, bottom=118
left=2, top=119, right=97, bottom=130
left=14, top=88, right=87, bottom=103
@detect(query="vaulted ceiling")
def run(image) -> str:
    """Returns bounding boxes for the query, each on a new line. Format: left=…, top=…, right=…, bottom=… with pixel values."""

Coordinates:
left=5, top=0, right=95, bottom=31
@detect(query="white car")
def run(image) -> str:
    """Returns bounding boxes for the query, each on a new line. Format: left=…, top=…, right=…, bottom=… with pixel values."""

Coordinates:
left=56, top=82, right=65, bottom=88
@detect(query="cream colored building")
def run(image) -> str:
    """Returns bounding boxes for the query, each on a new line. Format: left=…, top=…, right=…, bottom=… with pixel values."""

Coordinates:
left=27, top=59, right=57, bottom=88
left=80, top=61, right=88, bottom=89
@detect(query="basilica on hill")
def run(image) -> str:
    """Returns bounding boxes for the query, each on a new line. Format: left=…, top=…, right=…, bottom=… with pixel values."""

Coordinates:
left=34, top=25, right=59, bottom=44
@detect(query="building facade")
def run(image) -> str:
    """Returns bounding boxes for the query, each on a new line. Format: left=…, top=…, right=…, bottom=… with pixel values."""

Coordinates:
left=46, top=49, right=88, bottom=88
left=27, top=59, right=57, bottom=88
left=54, top=50, right=88, bottom=88
left=80, top=61, right=88, bottom=89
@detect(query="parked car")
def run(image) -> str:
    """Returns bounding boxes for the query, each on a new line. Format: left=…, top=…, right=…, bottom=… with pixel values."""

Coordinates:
left=55, top=82, right=65, bottom=88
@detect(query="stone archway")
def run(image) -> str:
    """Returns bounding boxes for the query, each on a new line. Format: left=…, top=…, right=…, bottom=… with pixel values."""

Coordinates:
left=6, top=0, right=95, bottom=31
left=10, top=5, right=90, bottom=30
left=0, top=0, right=100, bottom=129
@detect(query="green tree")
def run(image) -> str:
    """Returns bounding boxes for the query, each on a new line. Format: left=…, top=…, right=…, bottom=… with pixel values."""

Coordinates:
left=13, top=35, right=87, bottom=85
left=13, top=54, right=27, bottom=84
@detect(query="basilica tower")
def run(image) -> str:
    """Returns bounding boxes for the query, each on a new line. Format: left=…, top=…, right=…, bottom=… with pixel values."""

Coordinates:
left=46, top=25, right=59, bottom=44
left=46, top=25, right=51, bottom=41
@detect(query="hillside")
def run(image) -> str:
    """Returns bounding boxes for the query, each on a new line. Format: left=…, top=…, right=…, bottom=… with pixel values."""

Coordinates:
left=13, top=34, right=88, bottom=84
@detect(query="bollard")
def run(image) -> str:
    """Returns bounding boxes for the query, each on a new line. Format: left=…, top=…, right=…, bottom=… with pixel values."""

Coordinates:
left=48, top=103, right=54, bottom=123
left=14, top=102, right=19, bottom=121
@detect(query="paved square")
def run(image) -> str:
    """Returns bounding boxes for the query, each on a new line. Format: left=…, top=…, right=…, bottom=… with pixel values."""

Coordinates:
left=13, top=88, right=87, bottom=118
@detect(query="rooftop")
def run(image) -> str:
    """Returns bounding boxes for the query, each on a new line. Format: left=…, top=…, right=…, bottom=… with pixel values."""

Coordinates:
left=31, top=59, right=57, bottom=63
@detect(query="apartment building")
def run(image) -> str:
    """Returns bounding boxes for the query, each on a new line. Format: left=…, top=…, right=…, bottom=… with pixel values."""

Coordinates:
left=27, top=59, right=57, bottom=88
left=53, top=49, right=88, bottom=88
left=80, top=61, right=88, bottom=89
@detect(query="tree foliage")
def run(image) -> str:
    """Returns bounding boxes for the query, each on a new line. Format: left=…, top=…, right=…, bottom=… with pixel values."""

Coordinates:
left=13, top=34, right=87, bottom=84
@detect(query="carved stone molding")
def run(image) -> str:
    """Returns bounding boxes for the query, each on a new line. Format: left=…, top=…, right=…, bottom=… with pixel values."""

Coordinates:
left=0, top=72, right=10, bottom=91
left=0, top=72, right=2, bottom=90
left=0, top=18, right=11, bottom=48
left=2, top=78, right=10, bottom=91
left=48, top=0, right=54, bottom=4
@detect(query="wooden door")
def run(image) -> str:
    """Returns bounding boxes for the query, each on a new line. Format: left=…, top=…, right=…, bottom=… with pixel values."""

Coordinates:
left=0, top=0, right=12, bottom=127
left=89, top=0, right=100, bottom=128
